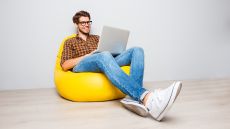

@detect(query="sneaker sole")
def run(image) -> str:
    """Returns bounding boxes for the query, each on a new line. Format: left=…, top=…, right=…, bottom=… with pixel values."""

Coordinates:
left=121, top=99, right=148, bottom=117
left=156, top=81, right=182, bottom=121
left=174, top=81, right=182, bottom=101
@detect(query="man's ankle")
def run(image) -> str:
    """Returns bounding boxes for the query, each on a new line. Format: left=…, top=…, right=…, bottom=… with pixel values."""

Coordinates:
left=143, top=92, right=152, bottom=106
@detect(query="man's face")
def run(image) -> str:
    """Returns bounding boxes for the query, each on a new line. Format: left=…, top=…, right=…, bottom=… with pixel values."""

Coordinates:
left=76, top=16, right=91, bottom=35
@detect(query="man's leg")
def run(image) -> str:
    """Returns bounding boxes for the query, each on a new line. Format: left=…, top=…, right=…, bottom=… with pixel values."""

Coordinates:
left=113, top=47, right=149, bottom=116
left=74, top=48, right=149, bottom=116
left=114, top=47, right=144, bottom=87
left=73, top=51, right=183, bottom=121
left=73, top=51, right=147, bottom=101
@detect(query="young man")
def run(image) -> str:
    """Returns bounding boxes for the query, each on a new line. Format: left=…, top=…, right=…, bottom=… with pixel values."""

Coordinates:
left=61, top=10, right=182, bottom=121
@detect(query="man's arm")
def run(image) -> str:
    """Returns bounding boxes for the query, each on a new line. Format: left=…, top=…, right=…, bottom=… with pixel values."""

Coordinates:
left=61, top=50, right=96, bottom=71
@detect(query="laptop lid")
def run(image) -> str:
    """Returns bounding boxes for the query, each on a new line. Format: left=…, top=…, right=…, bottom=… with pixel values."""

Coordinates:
left=96, top=26, right=130, bottom=55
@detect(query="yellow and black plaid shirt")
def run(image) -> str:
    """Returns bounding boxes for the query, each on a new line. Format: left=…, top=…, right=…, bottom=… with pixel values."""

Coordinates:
left=60, top=34, right=99, bottom=65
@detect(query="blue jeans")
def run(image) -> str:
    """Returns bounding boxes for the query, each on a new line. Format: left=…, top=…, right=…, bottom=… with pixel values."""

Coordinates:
left=72, top=47, right=147, bottom=101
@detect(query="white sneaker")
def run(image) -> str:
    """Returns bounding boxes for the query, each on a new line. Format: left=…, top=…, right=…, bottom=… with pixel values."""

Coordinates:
left=145, top=81, right=182, bottom=121
left=120, top=98, right=148, bottom=117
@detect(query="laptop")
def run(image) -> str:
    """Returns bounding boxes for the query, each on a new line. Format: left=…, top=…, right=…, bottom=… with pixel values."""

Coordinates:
left=93, top=26, right=130, bottom=55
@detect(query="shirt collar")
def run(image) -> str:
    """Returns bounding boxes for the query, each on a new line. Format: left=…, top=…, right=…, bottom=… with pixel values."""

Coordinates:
left=76, top=33, right=91, bottom=41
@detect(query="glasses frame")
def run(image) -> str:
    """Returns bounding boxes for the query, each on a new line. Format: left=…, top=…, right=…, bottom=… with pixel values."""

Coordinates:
left=78, top=21, right=92, bottom=26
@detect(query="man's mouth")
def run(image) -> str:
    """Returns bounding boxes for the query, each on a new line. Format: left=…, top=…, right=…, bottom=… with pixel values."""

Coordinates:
left=84, top=28, right=89, bottom=31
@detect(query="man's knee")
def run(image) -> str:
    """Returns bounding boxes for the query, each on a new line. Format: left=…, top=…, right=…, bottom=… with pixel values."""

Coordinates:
left=131, top=47, right=144, bottom=53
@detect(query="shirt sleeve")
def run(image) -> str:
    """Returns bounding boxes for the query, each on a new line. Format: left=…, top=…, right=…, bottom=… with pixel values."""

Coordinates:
left=60, top=41, right=73, bottom=66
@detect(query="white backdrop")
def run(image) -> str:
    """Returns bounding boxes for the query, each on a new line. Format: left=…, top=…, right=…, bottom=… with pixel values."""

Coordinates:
left=0, top=0, right=230, bottom=90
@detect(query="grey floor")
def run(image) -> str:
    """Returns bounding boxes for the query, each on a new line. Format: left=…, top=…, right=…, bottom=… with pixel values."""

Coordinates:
left=0, top=78, right=230, bottom=129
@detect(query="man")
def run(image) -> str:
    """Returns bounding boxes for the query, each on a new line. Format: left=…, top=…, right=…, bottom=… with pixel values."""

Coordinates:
left=61, top=10, right=182, bottom=121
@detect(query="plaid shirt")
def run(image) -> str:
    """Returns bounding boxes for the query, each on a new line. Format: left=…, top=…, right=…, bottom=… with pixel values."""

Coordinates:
left=60, top=34, right=99, bottom=65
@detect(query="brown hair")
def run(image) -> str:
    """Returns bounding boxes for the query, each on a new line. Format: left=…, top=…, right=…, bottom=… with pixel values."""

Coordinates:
left=72, top=10, right=91, bottom=24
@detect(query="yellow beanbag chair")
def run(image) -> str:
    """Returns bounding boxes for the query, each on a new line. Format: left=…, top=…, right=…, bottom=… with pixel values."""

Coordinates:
left=54, top=34, right=130, bottom=102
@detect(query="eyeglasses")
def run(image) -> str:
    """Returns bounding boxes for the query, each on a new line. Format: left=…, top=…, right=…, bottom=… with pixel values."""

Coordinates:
left=78, top=21, right=92, bottom=26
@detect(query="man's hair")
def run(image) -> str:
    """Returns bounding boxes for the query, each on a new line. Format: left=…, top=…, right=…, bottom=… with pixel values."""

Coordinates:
left=72, top=10, right=91, bottom=24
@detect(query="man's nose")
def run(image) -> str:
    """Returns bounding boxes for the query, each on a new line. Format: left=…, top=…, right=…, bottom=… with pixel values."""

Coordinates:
left=85, top=24, right=89, bottom=27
